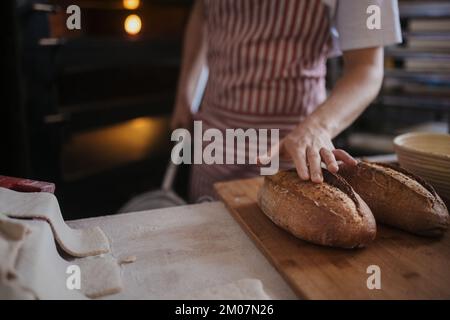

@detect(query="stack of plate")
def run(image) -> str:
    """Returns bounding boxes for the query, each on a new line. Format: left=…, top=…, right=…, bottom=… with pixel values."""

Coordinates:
left=394, top=132, right=450, bottom=200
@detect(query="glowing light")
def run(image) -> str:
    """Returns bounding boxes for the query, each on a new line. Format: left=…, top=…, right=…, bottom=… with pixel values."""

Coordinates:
left=123, top=0, right=140, bottom=10
left=61, top=117, right=168, bottom=180
left=124, top=14, right=142, bottom=35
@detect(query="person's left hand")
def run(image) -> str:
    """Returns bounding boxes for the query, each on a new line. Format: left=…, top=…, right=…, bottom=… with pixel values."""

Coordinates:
left=261, top=119, right=358, bottom=183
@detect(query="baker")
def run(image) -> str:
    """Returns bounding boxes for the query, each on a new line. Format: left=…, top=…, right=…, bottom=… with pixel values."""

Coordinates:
left=171, top=0, right=402, bottom=202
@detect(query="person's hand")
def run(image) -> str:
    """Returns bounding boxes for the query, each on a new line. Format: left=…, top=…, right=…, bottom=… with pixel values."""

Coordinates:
left=268, top=119, right=357, bottom=183
left=170, top=99, right=193, bottom=131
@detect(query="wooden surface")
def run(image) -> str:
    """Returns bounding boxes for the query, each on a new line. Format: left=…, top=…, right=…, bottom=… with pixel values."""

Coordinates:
left=215, top=177, right=450, bottom=300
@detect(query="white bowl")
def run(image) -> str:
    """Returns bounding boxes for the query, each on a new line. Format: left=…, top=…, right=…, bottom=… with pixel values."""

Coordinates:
left=394, top=132, right=450, bottom=200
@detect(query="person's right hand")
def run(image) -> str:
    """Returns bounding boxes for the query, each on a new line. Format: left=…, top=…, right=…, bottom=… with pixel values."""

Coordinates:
left=170, top=99, right=193, bottom=131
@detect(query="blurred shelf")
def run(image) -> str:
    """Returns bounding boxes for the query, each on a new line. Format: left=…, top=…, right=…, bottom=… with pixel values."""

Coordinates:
left=399, top=1, right=450, bottom=18
left=397, top=121, right=449, bottom=134
left=386, top=47, right=450, bottom=61
left=384, top=69, right=450, bottom=85
left=347, top=132, right=395, bottom=154
left=403, top=31, right=450, bottom=41
left=377, top=93, right=450, bottom=111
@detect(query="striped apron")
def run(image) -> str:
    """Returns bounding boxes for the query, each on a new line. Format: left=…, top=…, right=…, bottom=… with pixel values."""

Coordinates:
left=190, top=0, right=332, bottom=202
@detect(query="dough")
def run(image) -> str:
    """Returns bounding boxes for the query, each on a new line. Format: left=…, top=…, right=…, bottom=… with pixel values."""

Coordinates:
left=13, top=220, right=122, bottom=299
left=78, top=255, right=122, bottom=299
left=0, top=216, right=35, bottom=299
left=0, top=215, right=29, bottom=240
left=0, top=216, right=29, bottom=279
left=1, top=201, right=121, bottom=299
left=0, top=187, right=109, bottom=257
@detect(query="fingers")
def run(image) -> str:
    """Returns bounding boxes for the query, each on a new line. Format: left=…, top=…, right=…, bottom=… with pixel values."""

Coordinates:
left=257, top=133, right=356, bottom=184
left=256, top=140, right=282, bottom=165
left=333, top=149, right=358, bottom=166
left=307, top=146, right=323, bottom=183
left=298, top=148, right=356, bottom=183
left=291, top=149, right=309, bottom=180
left=320, top=148, right=338, bottom=173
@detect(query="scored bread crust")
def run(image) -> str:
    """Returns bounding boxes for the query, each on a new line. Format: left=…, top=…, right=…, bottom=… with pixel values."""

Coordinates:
left=257, top=169, right=376, bottom=249
left=339, top=161, right=449, bottom=237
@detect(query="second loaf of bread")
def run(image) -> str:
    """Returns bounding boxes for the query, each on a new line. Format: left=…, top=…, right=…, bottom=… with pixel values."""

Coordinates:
left=339, top=161, right=449, bottom=237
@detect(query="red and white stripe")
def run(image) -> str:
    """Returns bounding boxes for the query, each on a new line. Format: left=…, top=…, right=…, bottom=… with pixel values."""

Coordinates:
left=190, top=0, right=332, bottom=202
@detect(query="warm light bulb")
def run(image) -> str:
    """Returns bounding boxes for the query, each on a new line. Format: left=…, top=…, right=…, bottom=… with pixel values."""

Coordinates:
left=123, top=0, right=140, bottom=10
left=124, top=14, right=142, bottom=35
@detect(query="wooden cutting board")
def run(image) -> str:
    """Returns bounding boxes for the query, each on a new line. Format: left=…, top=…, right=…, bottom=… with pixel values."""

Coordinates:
left=214, top=177, right=450, bottom=299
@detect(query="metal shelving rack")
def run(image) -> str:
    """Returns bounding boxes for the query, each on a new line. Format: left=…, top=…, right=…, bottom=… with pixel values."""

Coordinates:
left=333, top=0, right=450, bottom=155
left=381, top=0, right=450, bottom=129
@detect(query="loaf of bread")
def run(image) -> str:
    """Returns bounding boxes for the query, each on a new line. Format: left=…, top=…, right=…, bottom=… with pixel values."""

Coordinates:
left=339, top=161, right=449, bottom=237
left=257, top=169, right=376, bottom=248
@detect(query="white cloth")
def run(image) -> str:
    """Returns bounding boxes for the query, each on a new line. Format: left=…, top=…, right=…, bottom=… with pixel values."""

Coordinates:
left=323, top=0, right=402, bottom=55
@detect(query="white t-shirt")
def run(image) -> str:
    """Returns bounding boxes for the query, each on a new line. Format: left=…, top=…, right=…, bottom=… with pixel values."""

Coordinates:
left=323, top=0, right=403, bottom=56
